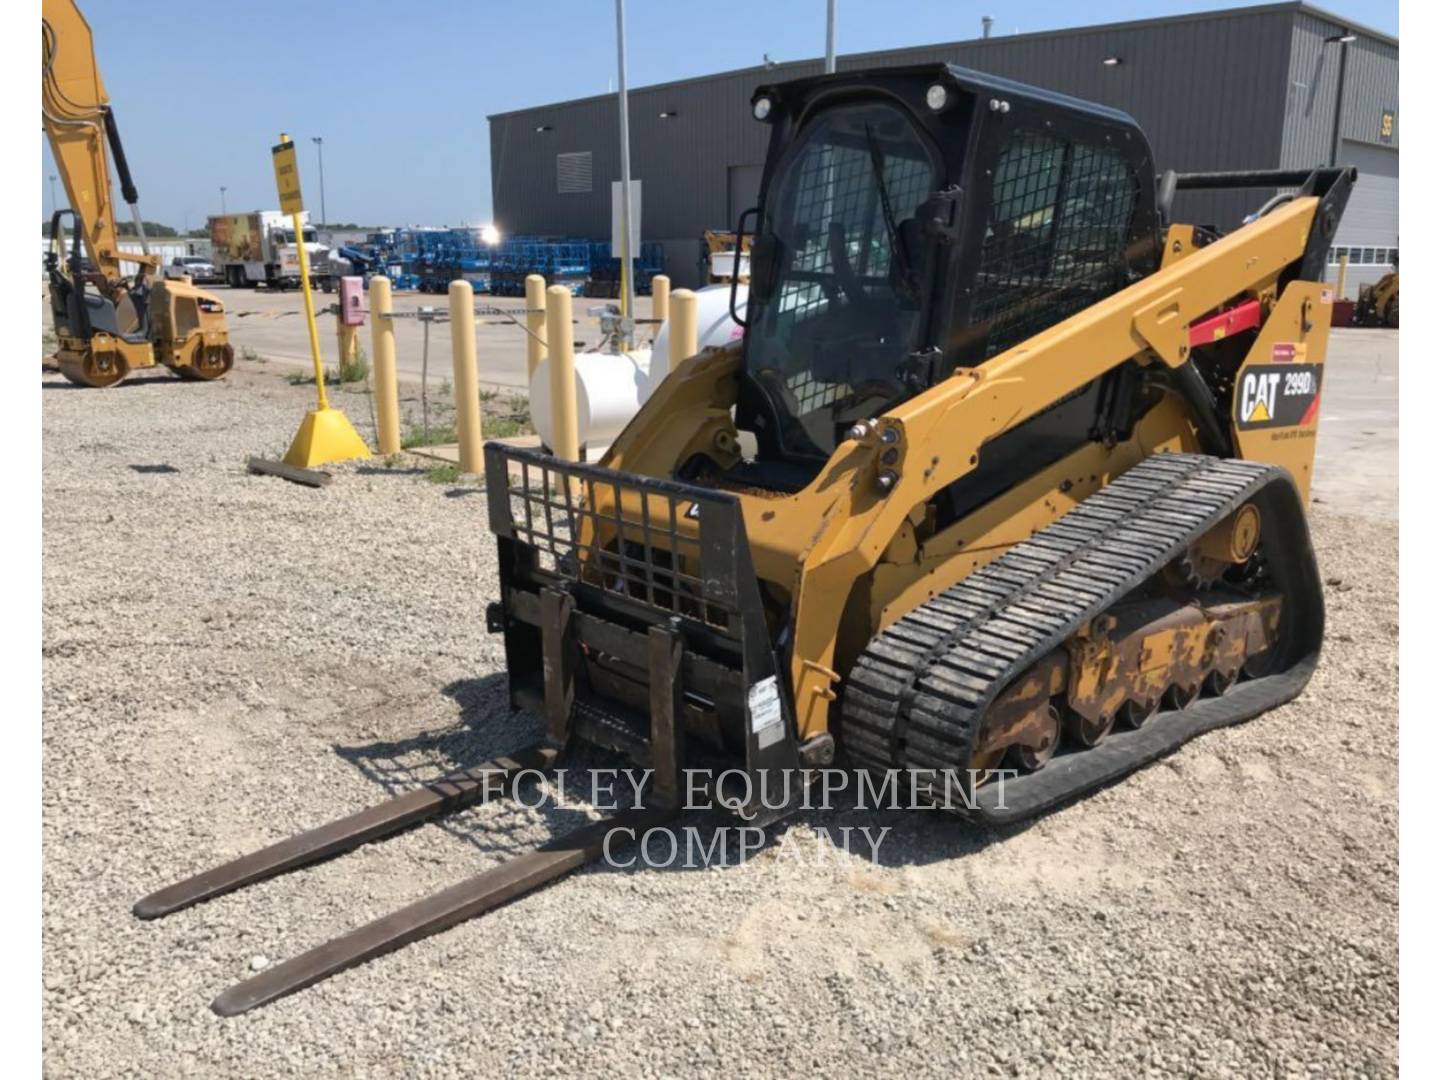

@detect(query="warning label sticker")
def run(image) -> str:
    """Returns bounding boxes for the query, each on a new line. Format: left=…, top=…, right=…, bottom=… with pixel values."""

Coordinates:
left=1236, top=363, right=1323, bottom=430
left=1271, top=342, right=1308, bottom=363
left=747, top=676, right=786, bottom=749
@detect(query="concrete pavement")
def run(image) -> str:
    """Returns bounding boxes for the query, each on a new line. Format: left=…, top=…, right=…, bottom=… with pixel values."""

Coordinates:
left=221, top=283, right=655, bottom=393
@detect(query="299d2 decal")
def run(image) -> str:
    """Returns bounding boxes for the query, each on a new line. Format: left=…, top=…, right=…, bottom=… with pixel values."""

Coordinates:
left=1235, top=362, right=1323, bottom=431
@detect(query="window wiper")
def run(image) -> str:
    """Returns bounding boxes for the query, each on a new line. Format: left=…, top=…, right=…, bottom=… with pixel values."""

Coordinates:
left=863, top=122, right=915, bottom=294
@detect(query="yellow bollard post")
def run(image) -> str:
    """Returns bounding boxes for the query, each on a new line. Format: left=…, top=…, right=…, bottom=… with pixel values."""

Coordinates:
left=369, top=276, right=401, bottom=455
left=525, top=274, right=548, bottom=383
left=545, top=285, right=580, bottom=464
left=448, top=280, right=484, bottom=475
left=1336, top=252, right=1349, bottom=300
left=336, top=322, right=357, bottom=373
left=659, top=287, right=700, bottom=388
left=650, top=274, right=670, bottom=326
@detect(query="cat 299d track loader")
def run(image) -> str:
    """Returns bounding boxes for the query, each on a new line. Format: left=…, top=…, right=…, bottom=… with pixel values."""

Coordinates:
left=137, top=64, right=1346, bottom=1014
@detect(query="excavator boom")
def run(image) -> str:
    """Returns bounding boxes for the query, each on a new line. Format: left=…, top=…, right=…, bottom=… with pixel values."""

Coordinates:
left=41, top=0, right=152, bottom=283
left=41, top=0, right=232, bottom=387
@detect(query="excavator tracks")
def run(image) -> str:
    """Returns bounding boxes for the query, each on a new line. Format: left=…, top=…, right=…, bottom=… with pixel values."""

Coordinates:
left=841, top=453, right=1324, bottom=824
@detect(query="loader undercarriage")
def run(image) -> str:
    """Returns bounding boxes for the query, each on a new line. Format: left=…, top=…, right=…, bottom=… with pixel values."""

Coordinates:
left=843, top=453, right=1322, bottom=822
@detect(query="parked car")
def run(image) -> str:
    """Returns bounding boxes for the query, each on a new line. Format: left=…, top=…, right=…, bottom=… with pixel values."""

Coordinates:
left=163, top=255, right=221, bottom=284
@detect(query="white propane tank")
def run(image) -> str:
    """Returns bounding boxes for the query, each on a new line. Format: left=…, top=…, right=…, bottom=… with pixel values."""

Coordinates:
left=530, top=347, right=652, bottom=453
left=529, top=283, right=749, bottom=454
left=647, top=283, right=747, bottom=396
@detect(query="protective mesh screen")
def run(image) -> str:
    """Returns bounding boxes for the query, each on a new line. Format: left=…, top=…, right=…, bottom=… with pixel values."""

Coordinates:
left=772, top=135, right=932, bottom=415
left=972, top=130, right=1138, bottom=358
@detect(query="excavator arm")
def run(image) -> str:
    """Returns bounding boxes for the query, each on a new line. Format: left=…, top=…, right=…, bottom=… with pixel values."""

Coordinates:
left=41, top=0, right=233, bottom=388
left=42, top=0, right=156, bottom=286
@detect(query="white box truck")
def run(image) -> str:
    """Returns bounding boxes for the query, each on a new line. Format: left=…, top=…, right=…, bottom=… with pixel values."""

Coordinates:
left=208, top=210, right=331, bottom=289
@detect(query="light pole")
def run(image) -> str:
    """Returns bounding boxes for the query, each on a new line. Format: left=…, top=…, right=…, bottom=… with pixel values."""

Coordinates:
left=825, top=0, right=837, bottom=74
left=311, top=136, right=327, bottom=229
left=613, top=0, right=635, bottom=337
left=1325, top=31, right=1358, bottom=166
left=49, top=174, right=58, bottom=213
left=220, top=185, right=227, bottom=214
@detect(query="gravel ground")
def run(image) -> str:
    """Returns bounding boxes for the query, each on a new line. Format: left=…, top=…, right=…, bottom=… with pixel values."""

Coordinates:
left=42, top=363, right=1397, bottom=1077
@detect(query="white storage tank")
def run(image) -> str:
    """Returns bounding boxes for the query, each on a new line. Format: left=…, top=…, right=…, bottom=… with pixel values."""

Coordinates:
left=529, top=283, right=747, bottom=452
left=646, top=283, right=747, bottom=395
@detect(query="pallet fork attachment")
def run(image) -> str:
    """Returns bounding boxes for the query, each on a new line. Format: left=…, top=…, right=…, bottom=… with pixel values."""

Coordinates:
left=136, top=661, right=692, bottom=1014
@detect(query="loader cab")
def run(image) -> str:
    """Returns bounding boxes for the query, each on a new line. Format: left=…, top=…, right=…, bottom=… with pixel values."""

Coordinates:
left=736, top=64, right=1159, bottom=472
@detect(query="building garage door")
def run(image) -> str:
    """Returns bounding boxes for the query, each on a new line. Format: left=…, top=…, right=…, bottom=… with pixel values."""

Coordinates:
left=1328, top=139, right=1398, bottom=299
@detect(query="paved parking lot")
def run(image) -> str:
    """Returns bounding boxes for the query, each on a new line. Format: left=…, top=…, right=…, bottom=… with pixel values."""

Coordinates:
left=221, top=286, right=1398, bottom=522
left=1310, top=328, right=1398, bottom=521
left=222, top=283, right=661, bottom=394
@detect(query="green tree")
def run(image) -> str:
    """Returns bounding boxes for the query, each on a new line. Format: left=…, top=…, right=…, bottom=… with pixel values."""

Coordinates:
left=116, top=220, right=179, bottom=237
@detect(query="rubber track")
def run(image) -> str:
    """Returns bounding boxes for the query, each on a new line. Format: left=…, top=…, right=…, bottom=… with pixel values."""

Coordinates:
left=840, top=452, right=1323, bottom=824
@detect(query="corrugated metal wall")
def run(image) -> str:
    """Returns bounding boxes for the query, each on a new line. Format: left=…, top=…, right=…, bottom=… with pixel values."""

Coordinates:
left=1281, top=9, right=1399, bottom=169
left=835, top=7, right=1295, bottom=230
left=490, top=4, right=1394, bottom=275
left=1278, top=9, right=1398, bottom=297
left=489, top=65, right=784, bottom=246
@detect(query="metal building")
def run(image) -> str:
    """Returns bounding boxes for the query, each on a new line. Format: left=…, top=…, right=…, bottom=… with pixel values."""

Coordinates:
left=488, top=2, right=1397, bottom=295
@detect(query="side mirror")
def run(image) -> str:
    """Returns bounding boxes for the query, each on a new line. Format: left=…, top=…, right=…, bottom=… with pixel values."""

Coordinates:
left=749, top=231, right=784, bottom=304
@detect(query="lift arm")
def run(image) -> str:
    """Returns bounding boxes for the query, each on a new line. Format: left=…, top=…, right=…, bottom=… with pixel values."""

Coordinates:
left=41, top=0, right=156, bottom=285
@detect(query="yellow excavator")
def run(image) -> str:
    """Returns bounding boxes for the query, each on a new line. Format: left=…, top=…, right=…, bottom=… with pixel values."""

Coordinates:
left=42, top=0, right=232, bottom=387
left=136, top=63, right=1348, bottom=1015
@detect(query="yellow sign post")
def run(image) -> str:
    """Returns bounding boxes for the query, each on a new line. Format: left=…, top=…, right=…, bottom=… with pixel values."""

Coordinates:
left=272, top=133, right=369, bottom=468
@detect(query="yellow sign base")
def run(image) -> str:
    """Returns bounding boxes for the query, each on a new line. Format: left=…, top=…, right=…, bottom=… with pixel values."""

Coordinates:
left=283, top=407, right=371, bottom=468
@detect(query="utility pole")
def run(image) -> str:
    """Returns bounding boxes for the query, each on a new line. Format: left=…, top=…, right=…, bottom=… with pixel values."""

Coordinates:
left=614, top=0, right=635, bottom=339
left=312, top=136, right=327, bottom=228
left=220, top=185, right=227, bottom=214
left=825, top=0, right=837, bottom=73
left=49, top=174, right=58, bottom=213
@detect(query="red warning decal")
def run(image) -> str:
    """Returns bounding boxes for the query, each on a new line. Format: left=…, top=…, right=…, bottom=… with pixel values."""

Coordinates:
left=1270, top=342, right=1307, bottom=363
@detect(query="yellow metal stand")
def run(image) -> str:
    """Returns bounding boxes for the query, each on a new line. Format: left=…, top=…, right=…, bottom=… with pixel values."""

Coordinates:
left=273, top=131, right=369, bottom=469
left=279, top=233, right=368, bottom=466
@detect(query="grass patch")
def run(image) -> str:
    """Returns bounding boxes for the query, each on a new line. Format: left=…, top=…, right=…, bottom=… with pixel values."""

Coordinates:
left=481, top=391, right=533, bottom=439
left=399, top=389, right=534, bottom=446
left=485, top=416, right=530, bottom=438
left=402, top=420, right=458, bottom=449
left=287, top=353, right=370, bottom=386
left=424, top=463, right=461, bottom=484
left=331, top=346, right=370, bottom=384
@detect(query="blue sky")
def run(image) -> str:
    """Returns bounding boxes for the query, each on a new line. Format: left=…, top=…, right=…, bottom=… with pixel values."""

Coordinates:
left=42, top=0, right=1397, bottom=230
